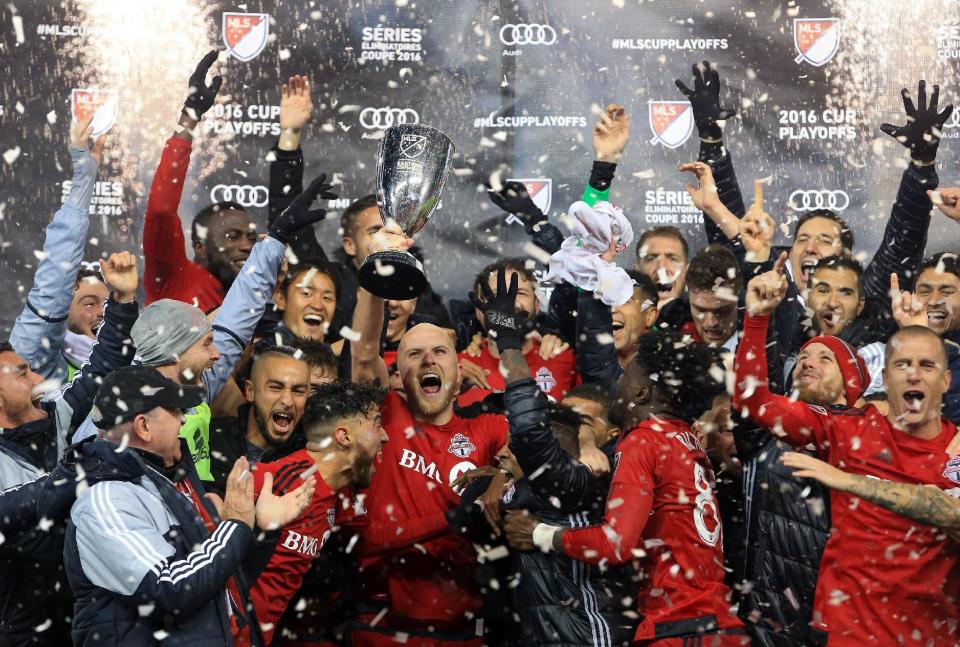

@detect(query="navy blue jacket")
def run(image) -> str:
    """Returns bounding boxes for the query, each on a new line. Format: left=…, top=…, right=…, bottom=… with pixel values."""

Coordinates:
left=64, top=439, right=264, bottom=646
left=0, top=296, right=137, bottom=644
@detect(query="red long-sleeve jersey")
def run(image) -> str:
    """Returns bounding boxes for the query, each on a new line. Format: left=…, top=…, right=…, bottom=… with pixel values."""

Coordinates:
left=143, top=136, right=224, bottom=312
left=560, top=417, right=741, bottom=641
left=250, top=451, right=339, bottom=645
left=457, top=339, right=580, bottom=406
left=734, top=314, right=960, bottom=645
left=350, top=391, right=508, bottom=644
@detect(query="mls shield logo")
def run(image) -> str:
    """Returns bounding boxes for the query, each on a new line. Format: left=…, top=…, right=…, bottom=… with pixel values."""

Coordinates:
left=448, top=433, right=477, bottom=459
left=794, top=18, right=840, bottom=67
left=535, top=366, right=557, bottom=393
left=648, top=101, right=693, bottom=149
left=943, top=455, right=960, bottom=484
left=505, top=178, right=552, bottom=225
left=71, top=89, right=118, bottom=137
left=223, top=12, right=269, bottom=61
left=400, top=134, right=427, bottom=159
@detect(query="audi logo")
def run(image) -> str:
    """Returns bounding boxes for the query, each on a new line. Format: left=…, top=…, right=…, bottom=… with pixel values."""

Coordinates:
left=210, top=184, right=269, bottom=208
left=788, top=189, right=850, bottom=211
left=499, top=23, right=557, bottom=46
left=943, top=110, right=960, bottom=128
left=358, top=107, right=420, bottom=130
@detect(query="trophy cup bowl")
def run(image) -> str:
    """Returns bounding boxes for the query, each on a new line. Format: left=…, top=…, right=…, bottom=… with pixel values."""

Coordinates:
left=358, top=123, right=455, bottom=300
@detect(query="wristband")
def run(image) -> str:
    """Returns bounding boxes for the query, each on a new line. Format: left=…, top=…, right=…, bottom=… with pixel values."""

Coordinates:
left=175, top=123, right=195, bottom=135
left=911, top=157, right=936, bottom=167
left=532, top=523, right=559, bottom=553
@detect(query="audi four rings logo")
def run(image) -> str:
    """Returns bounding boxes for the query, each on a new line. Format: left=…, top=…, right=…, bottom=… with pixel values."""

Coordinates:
left=788, top=189, right=850, bottom=211
left=499, top=24, right=557, bottom=46
left=359, top=107, right=420, bottom=130
left=210, top=184, right=269, bottom=208
left=944, top=110, right=960, bottom=128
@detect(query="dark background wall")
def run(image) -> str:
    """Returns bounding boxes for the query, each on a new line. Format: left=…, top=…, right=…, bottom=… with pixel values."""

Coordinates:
left=2, top=0, right=959, bottom=334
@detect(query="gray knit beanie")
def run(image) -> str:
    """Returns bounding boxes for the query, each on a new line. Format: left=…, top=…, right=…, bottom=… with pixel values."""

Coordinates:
left=131, top=299, right=213, bottom=366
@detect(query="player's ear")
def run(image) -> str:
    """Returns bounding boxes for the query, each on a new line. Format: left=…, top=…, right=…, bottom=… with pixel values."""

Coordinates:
left=335, top=425, right=352, bottom=449
left=244, top=379, right=255, bottom=403
left=342, top=235, right=357, bottom=257
left=635, top=384, right=652, bottom=405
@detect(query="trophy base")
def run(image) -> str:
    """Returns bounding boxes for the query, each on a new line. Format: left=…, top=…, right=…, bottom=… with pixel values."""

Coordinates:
left=358, top=250, right=427, bottom=300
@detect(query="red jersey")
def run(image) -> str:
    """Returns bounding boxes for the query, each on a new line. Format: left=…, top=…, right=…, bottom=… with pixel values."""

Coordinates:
left=351, top=391, right=508, bottom=637
left=457, top=339, right=580, bottom=406
left=561, top=417, right=741, bottom=641
left=250, top=450, right=338, bottom=645
left=735, top=315, right=960, bottom=645
left=143, top=136, right=225, bottom=312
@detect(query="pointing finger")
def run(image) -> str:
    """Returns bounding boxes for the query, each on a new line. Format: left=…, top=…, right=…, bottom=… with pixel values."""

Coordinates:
left=772, top=251, right=788, bottom=275
left=753, top=179, right=764, bottom=210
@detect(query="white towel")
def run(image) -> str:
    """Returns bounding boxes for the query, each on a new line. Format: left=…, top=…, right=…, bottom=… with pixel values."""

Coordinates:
left=543, top=201, right=636, bottom=306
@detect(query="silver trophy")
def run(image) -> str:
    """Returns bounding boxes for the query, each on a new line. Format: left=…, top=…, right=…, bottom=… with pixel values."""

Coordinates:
left=359, top=123, right=455, bottom=300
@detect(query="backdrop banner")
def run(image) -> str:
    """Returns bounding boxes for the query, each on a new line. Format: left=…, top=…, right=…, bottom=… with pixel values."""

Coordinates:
left=2, top=0, right=960, bottom=334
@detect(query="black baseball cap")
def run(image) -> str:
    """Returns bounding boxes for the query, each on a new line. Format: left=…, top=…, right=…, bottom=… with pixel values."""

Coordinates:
left=91, top=365, right=204, bottom=430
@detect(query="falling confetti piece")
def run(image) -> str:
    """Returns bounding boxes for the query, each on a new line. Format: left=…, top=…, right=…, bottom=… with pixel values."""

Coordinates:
left=3, top=147, right=21, bottom=165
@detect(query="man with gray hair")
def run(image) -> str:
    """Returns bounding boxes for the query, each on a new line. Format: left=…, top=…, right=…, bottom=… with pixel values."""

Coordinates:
left=65, top=364, right=314, bottom=645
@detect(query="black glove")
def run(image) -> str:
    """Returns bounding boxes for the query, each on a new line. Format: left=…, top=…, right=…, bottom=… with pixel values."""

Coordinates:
left=183, top=50, right=224, bottom=121
left=487, top=181, right=547, bottom=233
left=880, top=80, right=954, bottom=164
left=469, top=268, right=530, bottom=351
left=675, top=60, right=737, bottom=141
left=269, top=174, right=338, bottom=244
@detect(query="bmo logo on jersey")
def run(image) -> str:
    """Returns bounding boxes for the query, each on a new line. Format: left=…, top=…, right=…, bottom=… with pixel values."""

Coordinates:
left=280, top=529, right=329, bottom=556
left=399, top=449, right=476, bottom=493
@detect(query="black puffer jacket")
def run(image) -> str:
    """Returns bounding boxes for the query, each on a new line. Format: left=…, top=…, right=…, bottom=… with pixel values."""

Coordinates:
left=732, top=416, right=836, bottom=647
left=502, top=378, right=637, bottom=646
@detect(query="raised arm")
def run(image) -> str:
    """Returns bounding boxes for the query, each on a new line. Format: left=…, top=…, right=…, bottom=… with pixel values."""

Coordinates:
left=734, top=257, right=831, bottom=449
left=269, top=74, right=328, bottom=262
left=350, top=221, right=411, bottom=385
left=864, top=80, right=952, bottom=297
left=470, top=268, right=598, bottom=508
left=675, top=61, right=746, bottom=249
left=204, top=175, right=335, bottom=402
left=782, top=451, right=960, bottom=540
left=59, top=252, right=139, bottom=447
left=10, top=116, right=103, bottom=381
left=143, top=51, right=221, bottom=302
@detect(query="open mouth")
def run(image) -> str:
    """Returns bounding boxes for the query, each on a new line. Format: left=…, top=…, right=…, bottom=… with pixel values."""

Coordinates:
left=302, top=313, right=326, bottom=330
left=820, top=310, right=841, bottom=328
left=419, top=372, right=442, bottom=395
left=903, top=390, right=925, bottom=412
left=702, top=329, right=725, bottom=341
left=611, top=319, right=625, bottom=335
left=927, top=311, right=947, bottom=326
left=272, top=412, right=293, bottom=434
left=231, top=257, right=248, bottom=270
left=90, top=320, right=103, bottom=336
